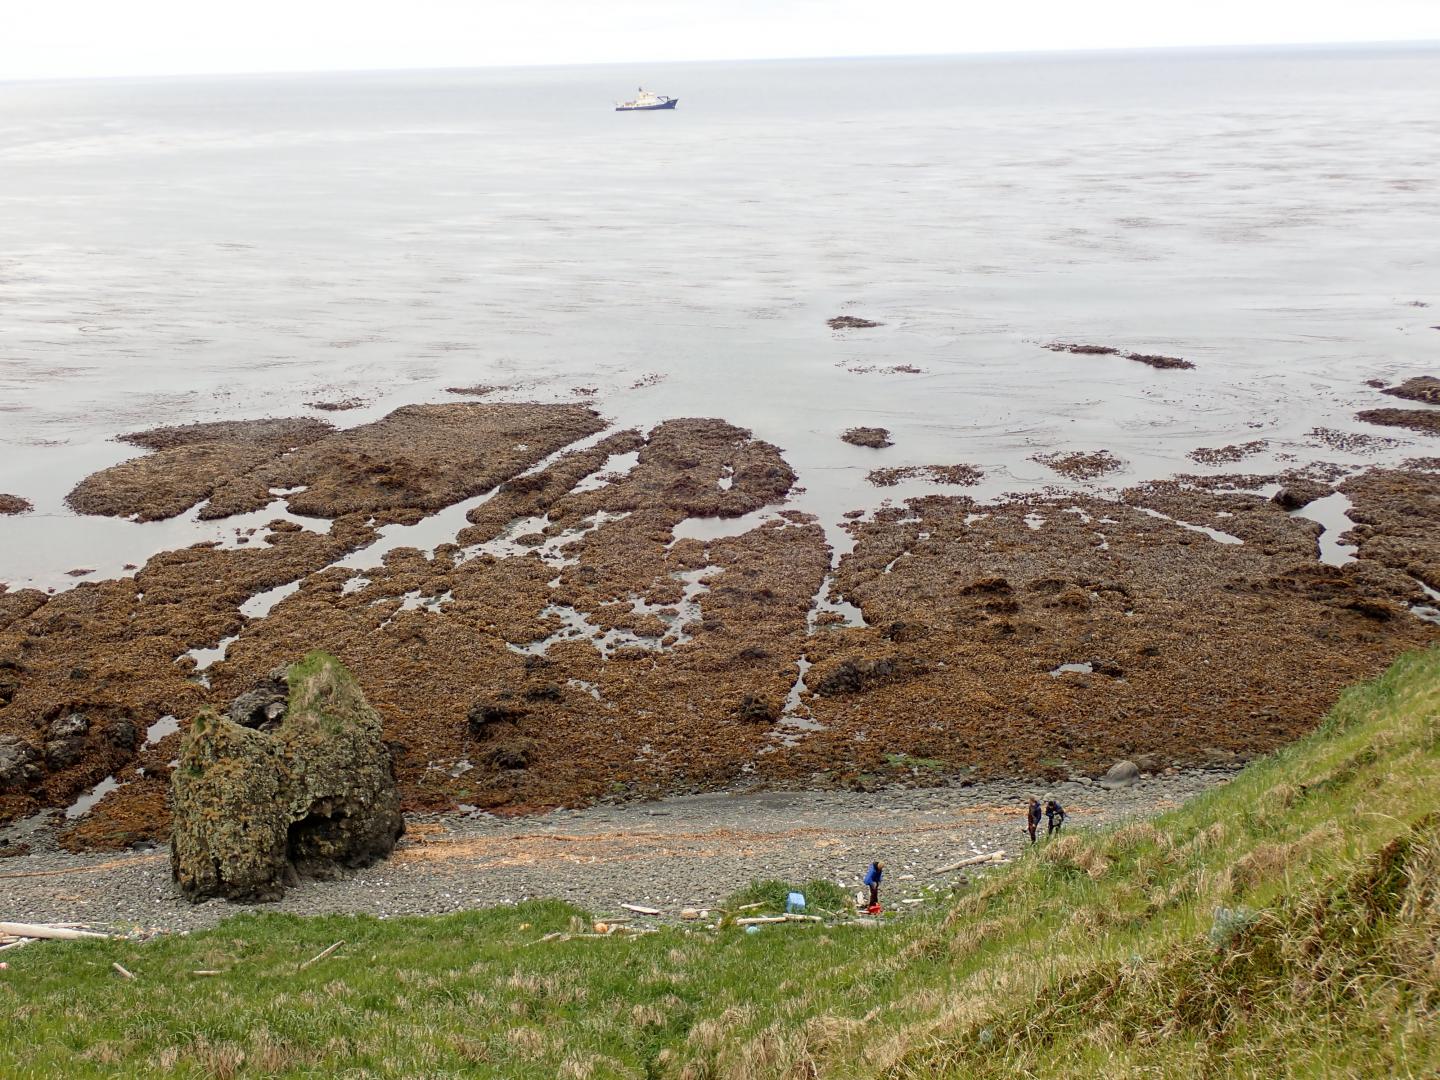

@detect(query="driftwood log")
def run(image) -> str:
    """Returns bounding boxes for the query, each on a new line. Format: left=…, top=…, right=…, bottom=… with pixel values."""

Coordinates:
left=734, top=914, right=823, bottom=926
left=934, top=851, right=1006, bottom=873
left=0, top=922, right=111, bottom=941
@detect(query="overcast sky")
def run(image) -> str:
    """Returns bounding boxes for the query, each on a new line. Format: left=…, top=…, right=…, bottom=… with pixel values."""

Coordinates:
left=4, top=0, right=1438, bottom=80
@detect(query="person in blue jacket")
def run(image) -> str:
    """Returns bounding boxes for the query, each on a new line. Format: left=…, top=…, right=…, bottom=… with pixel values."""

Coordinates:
left=1045, top=799, right=1066, bottom=835
left=863, top=860, right=884, bottom=910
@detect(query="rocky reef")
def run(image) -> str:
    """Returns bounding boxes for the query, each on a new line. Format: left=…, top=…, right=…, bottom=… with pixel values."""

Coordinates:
left=170, top=652, right=404, bottom=902
left=2, top=403, right=1437, bottom=851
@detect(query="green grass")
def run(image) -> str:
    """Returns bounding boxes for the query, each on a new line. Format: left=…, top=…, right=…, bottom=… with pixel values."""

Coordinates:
left=3, top=646, right=1438, bottom=1078
left=720, top=878, right=855, bottom=919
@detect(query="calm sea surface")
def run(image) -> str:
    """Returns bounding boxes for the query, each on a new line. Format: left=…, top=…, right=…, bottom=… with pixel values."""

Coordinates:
left=1, top=47, right=1438, bottom=586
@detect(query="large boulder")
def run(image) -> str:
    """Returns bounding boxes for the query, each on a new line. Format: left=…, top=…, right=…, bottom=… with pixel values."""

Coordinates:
left=1100, top=760, right=1141, bottom=789
left=0, top=736, right=41, bottom=791
left=170, top=652, right=404, bottom=902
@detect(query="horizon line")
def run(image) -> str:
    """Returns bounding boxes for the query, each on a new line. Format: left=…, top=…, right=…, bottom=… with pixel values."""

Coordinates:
left=3, top=37, right=1438, bottom=87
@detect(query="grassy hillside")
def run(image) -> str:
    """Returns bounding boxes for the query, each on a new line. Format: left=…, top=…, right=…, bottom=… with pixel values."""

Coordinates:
left=2, top=646, right=1437, bottom=1079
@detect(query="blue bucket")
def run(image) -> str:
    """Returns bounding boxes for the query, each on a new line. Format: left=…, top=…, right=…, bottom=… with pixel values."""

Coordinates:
left=785, top=891, right=806, bottom=913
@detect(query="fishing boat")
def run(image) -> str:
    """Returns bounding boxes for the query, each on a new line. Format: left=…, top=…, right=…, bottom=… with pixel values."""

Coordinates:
left=615, top=88, right=678, bottom=112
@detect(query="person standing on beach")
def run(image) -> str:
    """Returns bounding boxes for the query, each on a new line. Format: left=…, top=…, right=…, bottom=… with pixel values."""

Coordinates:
left=863, top=860, right=884, bottom=911
left=1027, top=798, right=1042, bottom=844
left=1045, top=798, right=1066, bottom=836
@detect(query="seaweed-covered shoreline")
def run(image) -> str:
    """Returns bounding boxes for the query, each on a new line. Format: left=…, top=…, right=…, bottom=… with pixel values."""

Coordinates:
left=2, top=401, right=1436, bottom=853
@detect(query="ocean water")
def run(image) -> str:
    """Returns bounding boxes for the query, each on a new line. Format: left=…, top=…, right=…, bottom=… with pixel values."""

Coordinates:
left=1, top=47, right=1438, bottom=587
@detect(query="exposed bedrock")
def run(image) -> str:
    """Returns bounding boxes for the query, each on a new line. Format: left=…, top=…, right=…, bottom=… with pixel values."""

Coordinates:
left=170, top=652, right=403, bottom=902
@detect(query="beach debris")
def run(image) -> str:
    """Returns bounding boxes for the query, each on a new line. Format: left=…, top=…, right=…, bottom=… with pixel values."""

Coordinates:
left=0, top=922, right=111, bottom=942
left=111, top=962, right=136, bottom=980
left=619, top=903, right=662, bottom=916
left=170, top=653, right=404, bottom=902
left=298, top=940, right=345, bottom=971
left=735, top=914, right=822, bottom=925
left=934, top=851, right=1006, bottom=873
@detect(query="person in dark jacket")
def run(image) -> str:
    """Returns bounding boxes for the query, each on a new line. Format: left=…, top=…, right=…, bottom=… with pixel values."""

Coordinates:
left=863, top=861, right=884, bottom=910
left=1027, top=798, right=1042, bottom=844
left=1045, top=799, right=1066, bottom=835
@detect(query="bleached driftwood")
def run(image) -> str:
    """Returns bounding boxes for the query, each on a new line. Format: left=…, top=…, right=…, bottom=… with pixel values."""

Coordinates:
left=0, top=922, right=110, bottom=941
left=298, top=940, right=344, bottom=971
left=735, top=914, right=824, bottom=926
left=934, top=851, right=1006, bottom=873
left=619, top=903, right=662, bottom=916
left=112, top=962, right=136, bottom=980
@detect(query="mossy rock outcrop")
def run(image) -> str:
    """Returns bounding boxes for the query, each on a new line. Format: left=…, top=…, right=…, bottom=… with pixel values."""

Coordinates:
left=170, top=652, right=404, bottom=902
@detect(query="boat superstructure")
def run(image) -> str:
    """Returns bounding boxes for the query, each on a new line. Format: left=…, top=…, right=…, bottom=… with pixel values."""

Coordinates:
left=616, top=88, right=678, bottom=111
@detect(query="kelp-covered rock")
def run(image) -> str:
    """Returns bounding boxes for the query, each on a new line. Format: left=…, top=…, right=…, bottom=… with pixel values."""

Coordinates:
left=276, top=654, right=405, bottom=880
left=170, top=652, right=404, bottom=901
left=169, top=714, right=290, bottom=901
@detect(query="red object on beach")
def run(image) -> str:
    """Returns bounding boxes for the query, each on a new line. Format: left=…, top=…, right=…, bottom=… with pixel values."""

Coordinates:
left=866, top=903, right=883, bottom=915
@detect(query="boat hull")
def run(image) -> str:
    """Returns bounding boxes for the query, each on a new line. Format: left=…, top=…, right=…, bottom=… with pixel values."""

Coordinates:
left=616, top=99, right=678, bottom=111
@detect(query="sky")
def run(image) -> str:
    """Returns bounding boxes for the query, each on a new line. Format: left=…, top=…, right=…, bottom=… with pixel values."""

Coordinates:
left=3, top=0, right=1439, bottom=80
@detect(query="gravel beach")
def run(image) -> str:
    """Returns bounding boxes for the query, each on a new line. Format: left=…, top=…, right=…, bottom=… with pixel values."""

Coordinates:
left=1, top=769, right=1235, bottom=934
